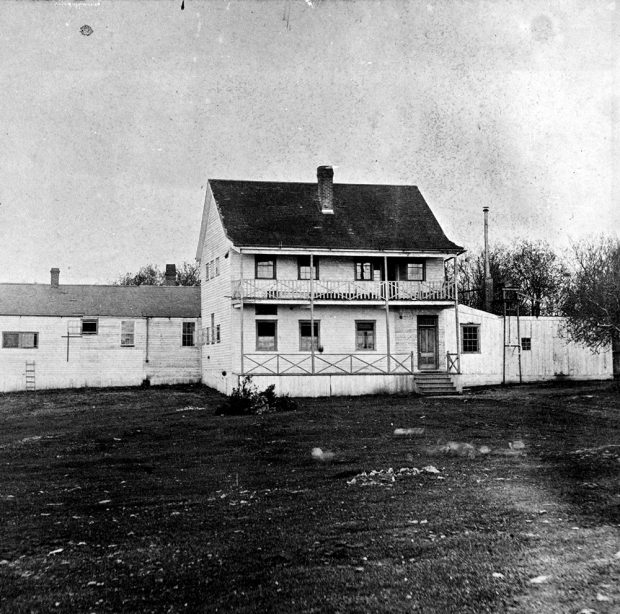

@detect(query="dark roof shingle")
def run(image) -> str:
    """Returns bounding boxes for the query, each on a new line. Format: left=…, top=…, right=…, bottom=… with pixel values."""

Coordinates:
left=0, top=285, right=201, bottom=318
left=209, top=180, right=462, bottom=252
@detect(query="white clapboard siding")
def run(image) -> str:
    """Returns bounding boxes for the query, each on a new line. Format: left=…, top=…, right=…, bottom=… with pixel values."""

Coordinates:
left=0, top=316, right=200, bottom=392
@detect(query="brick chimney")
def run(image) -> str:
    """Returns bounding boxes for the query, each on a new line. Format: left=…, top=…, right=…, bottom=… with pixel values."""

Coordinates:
left=50, top=268, right=60, bottom=288
left=164, top=264, right=177, bottom=286
left=317, top=165, right=334, bottom=214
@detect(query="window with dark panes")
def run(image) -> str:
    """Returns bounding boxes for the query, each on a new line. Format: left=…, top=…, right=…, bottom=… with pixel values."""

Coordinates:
left=299, top=321, right=320, bottom=351
left=255, top=256, right=276, bottom=279
left=81, top=319, right=98, bottom=335
left=256, top=321, right=277, bottom=351
left=356, top=321, right=375, bottom=350
left=298, top=256, right=319, bottom=280
left=255, top=304, right=277, bottom=316
left=2, top=332, right=38, bottom=349
left=182, top=322, right=196, bottom=347
left=355, top=259, right=382, bottom=281
left=521, top=337, right=531, bottom=351
left=461, top=325, right=480, bottom=353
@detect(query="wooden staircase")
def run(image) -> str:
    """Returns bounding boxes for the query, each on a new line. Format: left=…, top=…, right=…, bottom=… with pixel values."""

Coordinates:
left=414, top=371, right=458, bottom=396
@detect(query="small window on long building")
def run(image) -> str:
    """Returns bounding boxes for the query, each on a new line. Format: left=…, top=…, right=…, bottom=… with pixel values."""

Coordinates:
left=2, top=332, right=38, bottom=349
left=182, top=322, right=196, bottom=347
left=81, top=319, right=98, bottom=335
left=521, top=337, right=531, bottom=351
left=121, top=321, right=135, bottom=347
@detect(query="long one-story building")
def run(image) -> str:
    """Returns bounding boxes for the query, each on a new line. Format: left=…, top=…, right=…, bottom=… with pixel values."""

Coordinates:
left=0, top=268, right=201, bottom=392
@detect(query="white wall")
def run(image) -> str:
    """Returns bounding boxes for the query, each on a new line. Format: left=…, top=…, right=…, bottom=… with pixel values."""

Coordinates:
left=199, top=185, right=235, bottom=390
left=445, top=305, right=612, bottom=386
left=0, top=316, right=200, bottom=392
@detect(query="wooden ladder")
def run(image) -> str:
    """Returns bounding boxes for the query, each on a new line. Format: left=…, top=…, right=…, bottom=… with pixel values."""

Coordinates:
left=25, top=361, right=36, bottom=391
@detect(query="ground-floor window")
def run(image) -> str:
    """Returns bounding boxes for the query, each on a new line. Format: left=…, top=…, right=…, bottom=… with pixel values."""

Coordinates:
left=182, top=322, right=196, bottom=346
left=461, top=324, right=480, bottom=353
left=120, top=321, right=135, bottom=347
left=521, top=337, right=531, bottom=351
left=299, top=321, right=320, bottom=351
left=2, top=332, right=38, bottom=349
left=256, top=321, right=277, bottom=351
left=355, top=321, right=375, bottom=350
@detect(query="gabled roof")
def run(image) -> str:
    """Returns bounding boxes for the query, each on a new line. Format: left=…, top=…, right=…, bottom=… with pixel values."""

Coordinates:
left=0, top=284, right=201, bottom=318
left=208, top=180, right=463, bottom=253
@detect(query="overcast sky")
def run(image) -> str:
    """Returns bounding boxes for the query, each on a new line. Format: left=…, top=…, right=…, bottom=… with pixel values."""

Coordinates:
left=0, top=0, right=617, bottom=284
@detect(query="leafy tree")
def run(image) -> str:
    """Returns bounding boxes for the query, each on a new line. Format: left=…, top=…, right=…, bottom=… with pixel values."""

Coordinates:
left=562, top=237, right=620, bottom=376
left=114, top=262, right=200, bottom=286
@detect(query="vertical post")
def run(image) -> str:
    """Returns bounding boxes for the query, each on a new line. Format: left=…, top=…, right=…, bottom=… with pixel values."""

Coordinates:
left=502, top=288, right=507, bottom=385
left=310, top=253, right=315, bottom=374
left=240, top=250, right=245, bottom=376
left=145, top=317, right=150, bottom=363
left=516, top=295, right=522, bottom=384
left=453, top=255, right=461, bottom=374
left=383, top=255, right=391, bottom=373
left=483, top=206, right=493, bottom=312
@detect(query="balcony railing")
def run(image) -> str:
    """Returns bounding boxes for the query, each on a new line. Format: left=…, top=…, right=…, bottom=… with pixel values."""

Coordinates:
left=232, top=279, right=454, bottom=302
left=242, top=352, right=416, bottom=376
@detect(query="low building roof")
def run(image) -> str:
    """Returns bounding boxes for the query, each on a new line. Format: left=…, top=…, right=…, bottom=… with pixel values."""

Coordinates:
left=0, top=284, right=201, bottom=318
left=209, top=180, right=463, bottom=253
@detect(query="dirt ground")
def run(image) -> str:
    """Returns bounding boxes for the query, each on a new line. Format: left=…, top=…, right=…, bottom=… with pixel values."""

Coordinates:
left=0, top=381, right=618, bottom=613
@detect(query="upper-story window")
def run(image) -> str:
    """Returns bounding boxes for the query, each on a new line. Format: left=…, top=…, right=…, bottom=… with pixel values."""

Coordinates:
left=355, top=259, right=382, bottom=281
left=405, top=261, right=425, bottom=281
left=255, top=256, right=276, bottom=279
left=298, top=256, right=319, bottom=280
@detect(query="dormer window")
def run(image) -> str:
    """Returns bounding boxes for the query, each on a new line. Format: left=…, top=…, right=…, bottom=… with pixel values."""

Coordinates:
left=298, top=256, right=319, bottom=280
left=255, top=256, right=276, bottom=279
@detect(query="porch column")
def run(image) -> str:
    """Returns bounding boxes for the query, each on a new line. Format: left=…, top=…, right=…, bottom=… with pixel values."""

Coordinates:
left=384, top=255, right=391, bottom=373
left=240, top=250, right=245, bottom=375
left=310, top=253, right=315, bottom=374
left=454, top=254, right=461, bottom=374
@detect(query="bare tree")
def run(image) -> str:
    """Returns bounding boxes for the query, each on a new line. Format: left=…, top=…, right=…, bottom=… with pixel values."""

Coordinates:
left=115, top=262, right=200, bottom=286
left=562, top=236, right=620, bottom=376
left=456, top=241, right=566, bottom=316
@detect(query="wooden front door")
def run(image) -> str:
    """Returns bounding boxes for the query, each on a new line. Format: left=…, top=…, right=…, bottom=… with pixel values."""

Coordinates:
left=417, top=315, right=438, bottom=370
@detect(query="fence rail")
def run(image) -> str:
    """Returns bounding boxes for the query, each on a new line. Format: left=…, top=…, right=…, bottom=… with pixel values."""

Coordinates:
left=232, top=279, right=453, bottom=302
left=242, top=352, right=416, bottom=376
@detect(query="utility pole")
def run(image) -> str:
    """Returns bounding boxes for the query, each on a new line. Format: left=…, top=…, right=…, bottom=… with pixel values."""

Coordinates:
left=483, top=207, right=494, bottom=312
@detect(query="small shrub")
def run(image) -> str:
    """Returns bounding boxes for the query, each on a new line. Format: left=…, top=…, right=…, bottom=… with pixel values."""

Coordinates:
left=216, top=377, right=298, bottom=416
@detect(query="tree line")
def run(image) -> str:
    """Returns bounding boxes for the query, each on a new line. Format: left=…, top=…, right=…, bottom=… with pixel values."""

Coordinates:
left=452, top=236, right=619, bottom=362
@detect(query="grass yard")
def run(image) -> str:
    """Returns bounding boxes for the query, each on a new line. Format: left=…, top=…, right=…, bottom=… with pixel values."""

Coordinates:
left=0, top=382, right=619, bottom=613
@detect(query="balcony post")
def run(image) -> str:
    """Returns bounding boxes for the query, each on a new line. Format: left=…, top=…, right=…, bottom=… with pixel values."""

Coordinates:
left=384, top=255, right=391, bottom=373
left=310, top=253, right=315, bottom=374
left=240, top=250, right=245, bottom=376
left=453, top=254, right=461, bottom=374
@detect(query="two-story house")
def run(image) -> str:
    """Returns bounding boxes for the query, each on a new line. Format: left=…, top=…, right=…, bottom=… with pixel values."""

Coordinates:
left=196, top=166, right=466, bottom=396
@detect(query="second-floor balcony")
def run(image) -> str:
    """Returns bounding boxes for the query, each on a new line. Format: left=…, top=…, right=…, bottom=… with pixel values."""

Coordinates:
left=231, top=279, right=454, bottom=303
